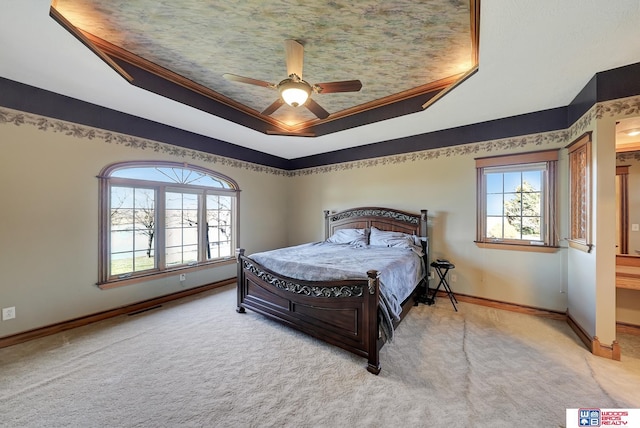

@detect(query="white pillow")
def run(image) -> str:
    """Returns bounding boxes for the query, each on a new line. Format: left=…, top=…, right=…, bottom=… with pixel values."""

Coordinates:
left=325, top=228, right=368, bottom=247
left=369, top=227, right=424, bottom=255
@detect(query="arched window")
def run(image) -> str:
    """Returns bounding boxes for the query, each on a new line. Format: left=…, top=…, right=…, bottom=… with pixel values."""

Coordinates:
left=98, top=161, right=239, bottom=287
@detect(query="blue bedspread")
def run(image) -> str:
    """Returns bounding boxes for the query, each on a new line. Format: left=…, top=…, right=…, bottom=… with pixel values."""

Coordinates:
left=249, top=242, right=425, bottom=340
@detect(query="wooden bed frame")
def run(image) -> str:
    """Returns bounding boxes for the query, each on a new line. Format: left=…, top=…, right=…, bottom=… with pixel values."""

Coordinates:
left=236, top=207, right=428, bottom=374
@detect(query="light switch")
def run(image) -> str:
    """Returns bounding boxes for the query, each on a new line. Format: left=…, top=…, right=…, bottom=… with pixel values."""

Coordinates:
left=632, top=224, right=639, bottom=232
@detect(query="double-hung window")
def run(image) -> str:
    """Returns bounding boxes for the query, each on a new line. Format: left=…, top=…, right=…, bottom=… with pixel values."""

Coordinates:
left=475, top=150, right=558, bottom=250
left=98, top=161, right=239, bottom=287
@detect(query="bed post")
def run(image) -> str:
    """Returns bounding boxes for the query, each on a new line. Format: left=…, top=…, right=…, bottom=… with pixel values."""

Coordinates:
left=366, top=269, right=381, bottom=375
left=324, top=210, right=331, bottom=240
left=236, top=248, right=246, bottom=313
left=420, top=210, right=428, bottom=238
left=420, top=209, right=429, bottom=260
left=418, top=210, right=430, bottom=299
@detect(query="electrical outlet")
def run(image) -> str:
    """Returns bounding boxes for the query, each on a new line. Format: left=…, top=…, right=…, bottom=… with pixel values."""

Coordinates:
left=429, top=270, right=435, bottom=280
left=450, top=273, right=458, bottom=283
left=2, top=306, right=16, bottom=321
left=179, top=273, right=186, bottom=281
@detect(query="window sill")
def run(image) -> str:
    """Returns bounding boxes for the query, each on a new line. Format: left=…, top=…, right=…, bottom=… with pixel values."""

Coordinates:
left=474, top=241, right=560, bottom=253
left=567, top=240, right=593, bottom=253
left=98, top=258, right=236, bottom=289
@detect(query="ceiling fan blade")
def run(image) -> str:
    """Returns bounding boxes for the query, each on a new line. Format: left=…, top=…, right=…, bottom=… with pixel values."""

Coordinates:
left=261, top=98, right=285, bottom=116
left=285, top=39, right=304, bottom=78
left=223, top=73, right=273, bottom=88
left=305, top=98, right=330, bottom=119
left=315, top=80, right=363, bottom=93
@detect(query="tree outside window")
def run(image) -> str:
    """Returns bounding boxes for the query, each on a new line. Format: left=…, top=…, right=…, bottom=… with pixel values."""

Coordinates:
left=98, top=161, right=239, bottom=287
left=476, top=150, right=558, bottom=250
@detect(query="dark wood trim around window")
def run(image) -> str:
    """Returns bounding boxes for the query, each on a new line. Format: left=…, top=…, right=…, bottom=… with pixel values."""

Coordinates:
left=475, top=149, right=559, bottom=251
left=475, top=149, right=559, bottom=168
left=98, top=161, right=239, bottom=287
left=566, top=132, right=593, bottom=252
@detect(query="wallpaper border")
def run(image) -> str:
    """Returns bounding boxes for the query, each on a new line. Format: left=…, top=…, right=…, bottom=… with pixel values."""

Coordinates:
left=294, top=94, right=640, bottom=176
left=0, top=107, right=289, bottom=177
left=2, top=94, right=640, bottom=177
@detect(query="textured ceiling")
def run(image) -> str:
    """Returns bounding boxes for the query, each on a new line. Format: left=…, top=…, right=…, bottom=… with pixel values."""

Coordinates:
left=52, top=0, right=477, bottom=128
left=1, top=2, right=640, bottom=159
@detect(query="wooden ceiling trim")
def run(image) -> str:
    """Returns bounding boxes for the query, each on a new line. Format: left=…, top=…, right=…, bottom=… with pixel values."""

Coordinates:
left=470, top=0, right=481, bottom=65
left=85, top=28, right=473, bottom=136
left=422, top=66, right=479, bottom=110
left=616, top=143, right=640, bottom=153
left=80, top=31, right=276, bottom=125
left=49, top=6, right=133, bottom=83
left=79, top=31, right=325, bottom=135
left=269, top=74, right=465, bottom=135
left=50, top=0, right=482, bottom=137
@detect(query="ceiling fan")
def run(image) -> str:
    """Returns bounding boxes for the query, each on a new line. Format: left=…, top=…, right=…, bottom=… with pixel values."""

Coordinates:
left=223, top=39, right=362, bottom=119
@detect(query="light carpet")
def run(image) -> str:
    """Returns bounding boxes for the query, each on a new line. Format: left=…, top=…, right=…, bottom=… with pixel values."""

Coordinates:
left=1, top=285, right=639, bottom=428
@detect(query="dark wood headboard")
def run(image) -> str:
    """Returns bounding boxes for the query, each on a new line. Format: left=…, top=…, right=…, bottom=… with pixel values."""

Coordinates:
left=324, top=207, right=428, bottom=239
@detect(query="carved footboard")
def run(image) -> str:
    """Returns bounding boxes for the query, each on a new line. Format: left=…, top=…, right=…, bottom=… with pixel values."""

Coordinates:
left=236, top=207, right=428, bottom=374
left=236, top=249, right=383, bottom=374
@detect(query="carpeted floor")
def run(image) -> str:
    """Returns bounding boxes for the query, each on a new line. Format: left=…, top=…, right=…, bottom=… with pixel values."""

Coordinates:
left=1, top=284, right=639, bottom=428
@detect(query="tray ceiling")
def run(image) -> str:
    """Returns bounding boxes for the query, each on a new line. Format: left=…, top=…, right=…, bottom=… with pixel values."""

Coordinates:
left=3, top=2, right=639, bottom=160
left=51, top=0, right=479, bottom=136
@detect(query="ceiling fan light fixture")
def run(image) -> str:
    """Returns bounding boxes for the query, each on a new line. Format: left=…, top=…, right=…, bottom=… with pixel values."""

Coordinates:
left=279, top=78, right=311, bottom=107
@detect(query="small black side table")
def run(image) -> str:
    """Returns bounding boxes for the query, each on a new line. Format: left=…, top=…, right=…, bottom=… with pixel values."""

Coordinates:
left=426, top=259, right=458, bottom=311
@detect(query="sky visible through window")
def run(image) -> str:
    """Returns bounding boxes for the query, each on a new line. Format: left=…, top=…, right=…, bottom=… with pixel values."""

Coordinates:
left=486, top=170, right=542, bottom=241
left=112, top=166, right=231, bottom=188
left=107, top=164, right=236, bottom=278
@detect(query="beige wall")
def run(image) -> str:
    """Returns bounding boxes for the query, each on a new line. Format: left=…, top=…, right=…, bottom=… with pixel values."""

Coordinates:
left=290, top=135, right=570, bottom=312
left=565, top=111, right=601, bottom=343
left=3, top=99, right=640, bottom=342
left=288, top=98, right=640, bottom=339
left=0, top=111, right=289, bottom=338
left=594, top=118, right=617, bottom=345
left=590, top=112, right=640, bottom=336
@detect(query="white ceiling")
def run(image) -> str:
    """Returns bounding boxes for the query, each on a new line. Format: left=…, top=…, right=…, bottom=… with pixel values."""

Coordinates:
left=2, top=1, right=640, bottom=160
